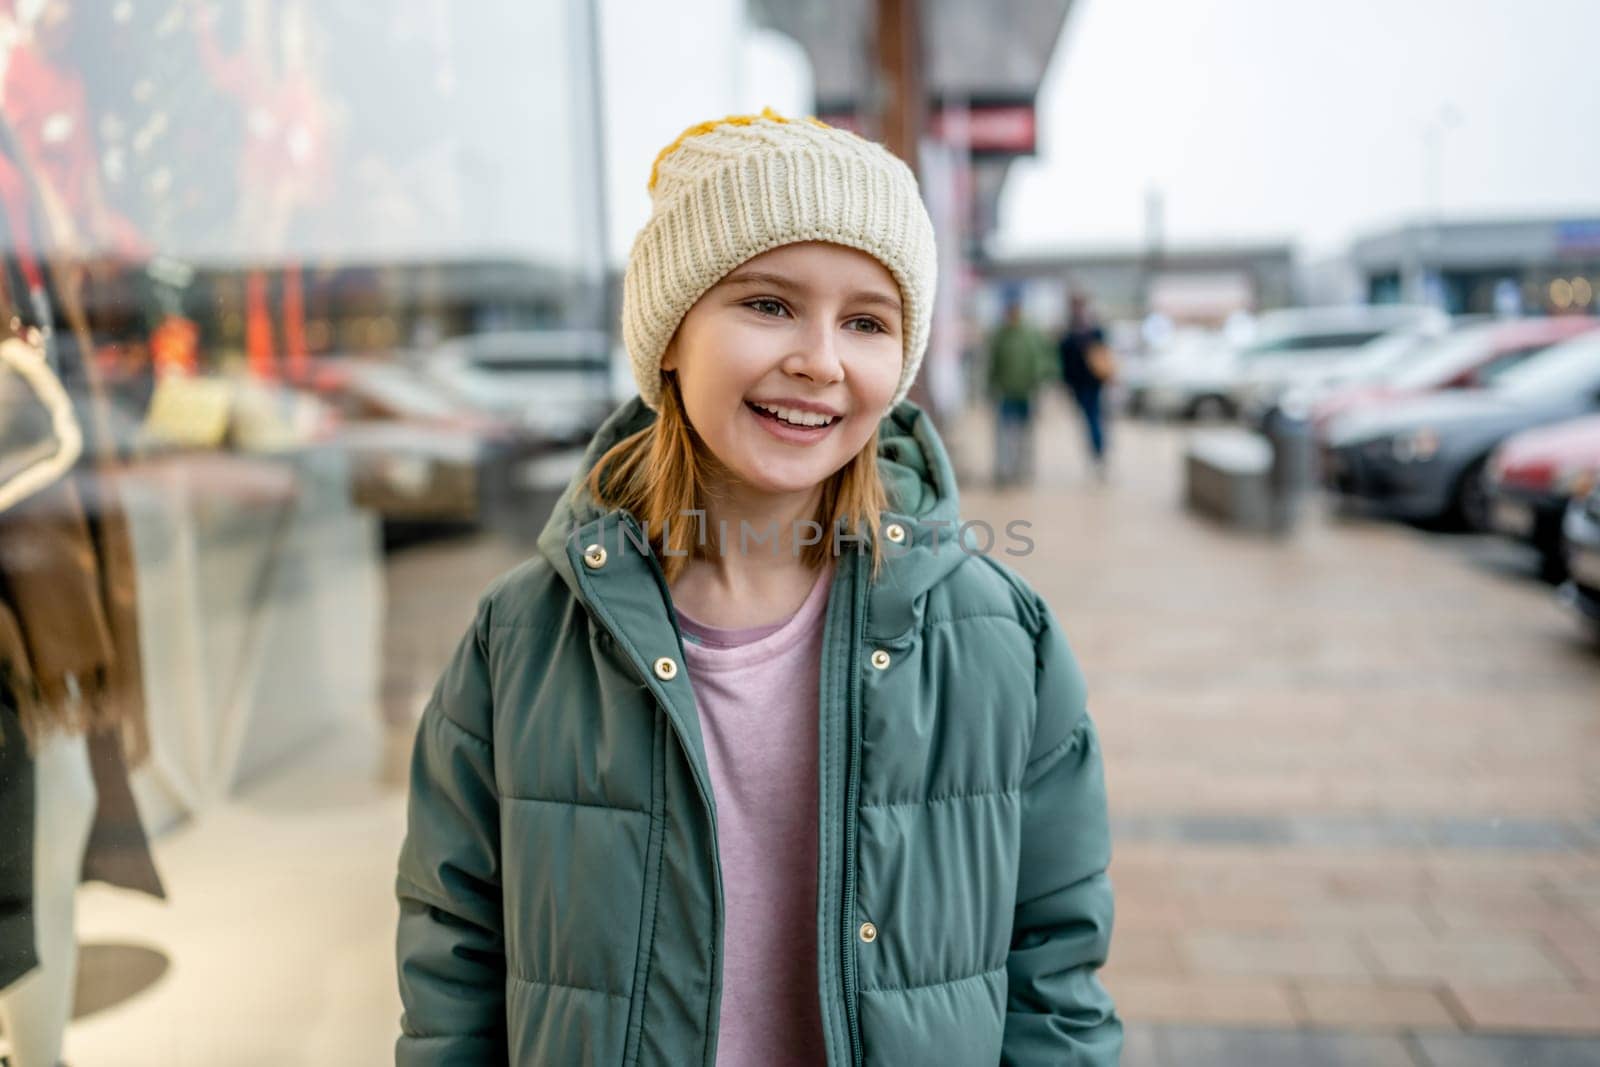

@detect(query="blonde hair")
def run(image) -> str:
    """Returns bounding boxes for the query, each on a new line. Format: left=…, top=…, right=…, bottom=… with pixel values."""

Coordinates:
left=586, top=373, right=887, bottom=586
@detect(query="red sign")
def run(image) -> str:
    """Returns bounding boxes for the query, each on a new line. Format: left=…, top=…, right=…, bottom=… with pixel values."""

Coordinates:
left=815, top=102, right=1036, bottom=158
left=931, top=104, right=1035, bottom=156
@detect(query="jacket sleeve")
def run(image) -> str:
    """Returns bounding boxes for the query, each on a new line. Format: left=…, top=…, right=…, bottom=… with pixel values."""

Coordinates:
left=1001, top=602, right=1121, bottom=1066
left=395, top=600, right=508, bottom=1065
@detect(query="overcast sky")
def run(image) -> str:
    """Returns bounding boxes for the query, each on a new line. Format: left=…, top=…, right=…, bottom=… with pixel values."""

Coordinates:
left=599, top=1, right=811, bottom=264
left=995, top=0, right=1600, bottom=258
left=599, top=0, right=1600, bottom=264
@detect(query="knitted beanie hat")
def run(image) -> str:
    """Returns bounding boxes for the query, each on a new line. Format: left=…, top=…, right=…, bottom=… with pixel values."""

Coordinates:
left=622, top=108, right=937, bottom=411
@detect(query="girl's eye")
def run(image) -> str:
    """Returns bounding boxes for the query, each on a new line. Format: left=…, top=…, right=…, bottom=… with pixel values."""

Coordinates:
left=741, top=300, right=884, bottom=334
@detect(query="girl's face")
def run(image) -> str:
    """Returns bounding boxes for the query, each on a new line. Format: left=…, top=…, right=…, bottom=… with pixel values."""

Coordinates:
left=662, top=241, right=903, bottom=498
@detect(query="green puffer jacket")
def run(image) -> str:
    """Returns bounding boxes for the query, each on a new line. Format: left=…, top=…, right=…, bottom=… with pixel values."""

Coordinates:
left=395, top=395, right=1121, bottom=1066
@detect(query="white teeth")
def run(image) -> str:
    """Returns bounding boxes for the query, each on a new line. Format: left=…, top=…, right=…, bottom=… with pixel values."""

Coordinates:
left=753, top=402, right=836, bottom=427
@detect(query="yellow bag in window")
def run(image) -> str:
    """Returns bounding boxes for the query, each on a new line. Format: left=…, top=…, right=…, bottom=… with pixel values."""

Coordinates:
left=142, top=375, right=234, bottom=449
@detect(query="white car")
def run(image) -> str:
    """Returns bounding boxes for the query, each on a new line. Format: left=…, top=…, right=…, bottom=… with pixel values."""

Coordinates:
left=1137, top=329, right=1242, bottom=420
left=425, top=329, right=615, bottom=444
left=1272, top=329, right=1445, bottom=422
left=1229, top=305, right=1449, bottom=421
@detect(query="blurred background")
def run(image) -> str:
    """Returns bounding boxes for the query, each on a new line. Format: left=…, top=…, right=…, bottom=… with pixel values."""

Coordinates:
left=0, top=1, right=1597, bottom=1064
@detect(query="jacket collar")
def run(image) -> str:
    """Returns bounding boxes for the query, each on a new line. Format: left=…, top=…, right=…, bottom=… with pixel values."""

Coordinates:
left=535, top=393, right=968, bottom=639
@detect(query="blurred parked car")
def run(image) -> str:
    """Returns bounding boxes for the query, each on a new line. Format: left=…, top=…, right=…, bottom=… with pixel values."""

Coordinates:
left=1307, top=317, right=1600, bottom=441
left=1322, top=331, right=1600, bottom=529
left=1558, top=486, right=1600, bottom=632
left=1271, top=326, right=1459, bottom=433
left=1484, top=415, right=1600, bottom=579
left=1123, top=328, right=1228, bottom=417
left=314, top=360, right=556, bottom=531
left=427, top=329, right=614, bottom=445
left=1138, top=329, right=1242, bottom=420
left=1231, top=304, right=1449, bottom=422
left=1286, top=325, right=1454, bottom=404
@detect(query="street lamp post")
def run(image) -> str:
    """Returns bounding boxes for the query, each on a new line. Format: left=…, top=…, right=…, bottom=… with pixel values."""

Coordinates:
left=875, top=0, right=935, bottom=416
left=1416, top=103, right=1460, bottom=309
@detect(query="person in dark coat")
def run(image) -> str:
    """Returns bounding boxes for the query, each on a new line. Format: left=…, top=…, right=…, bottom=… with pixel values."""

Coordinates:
left=1058, top=291, right=1111, bottom=480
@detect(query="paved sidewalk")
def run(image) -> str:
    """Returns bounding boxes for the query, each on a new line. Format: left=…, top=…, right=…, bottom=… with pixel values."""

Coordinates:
left=954, top=391, right=1600, bottom=1063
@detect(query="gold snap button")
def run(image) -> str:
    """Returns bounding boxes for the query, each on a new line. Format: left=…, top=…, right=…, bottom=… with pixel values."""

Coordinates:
left=859, top=921, right=877, bottom=943
left=653, top=656, right=678, bottom=681
left=885, top=523, right=906, bottom=543
left=582, top=543, right=607, bottom=569
left=870, top=649, right=891, bottom=670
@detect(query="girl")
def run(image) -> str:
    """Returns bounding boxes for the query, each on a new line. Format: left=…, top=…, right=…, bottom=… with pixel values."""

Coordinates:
left=395, top=110, right=1120, bottom=1066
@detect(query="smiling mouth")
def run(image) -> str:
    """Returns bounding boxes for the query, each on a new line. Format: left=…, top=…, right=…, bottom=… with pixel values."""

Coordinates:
left=745, top=400, right=841, bottom=429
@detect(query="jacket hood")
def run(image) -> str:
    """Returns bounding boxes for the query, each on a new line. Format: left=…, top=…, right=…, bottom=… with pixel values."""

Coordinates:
left=535, top=394, right=967, bottom=629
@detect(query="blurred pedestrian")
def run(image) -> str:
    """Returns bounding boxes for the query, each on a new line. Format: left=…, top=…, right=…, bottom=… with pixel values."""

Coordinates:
left=395, top=109, right=1121, bottom=1065
left=1058, top=291, right=1116, bottom=480
left=986, top=296, right=1055, bottom=487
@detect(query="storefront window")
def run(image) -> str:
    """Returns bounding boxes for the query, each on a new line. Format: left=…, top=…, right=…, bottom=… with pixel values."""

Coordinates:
left=1, top=4, right=607, bottom=1058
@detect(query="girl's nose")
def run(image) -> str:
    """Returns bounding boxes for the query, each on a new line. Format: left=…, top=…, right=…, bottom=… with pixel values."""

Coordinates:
left=783, top=320, right=845, bottom=385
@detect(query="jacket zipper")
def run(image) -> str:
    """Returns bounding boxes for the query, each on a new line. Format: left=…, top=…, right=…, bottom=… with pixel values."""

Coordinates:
left=620, top=513, right=726, bottom=1066
left=839, top=550, right=867, bottom=1065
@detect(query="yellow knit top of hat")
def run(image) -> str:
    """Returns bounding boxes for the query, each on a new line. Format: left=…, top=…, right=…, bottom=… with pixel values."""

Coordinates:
left=647, top=106, right=831, bottom=192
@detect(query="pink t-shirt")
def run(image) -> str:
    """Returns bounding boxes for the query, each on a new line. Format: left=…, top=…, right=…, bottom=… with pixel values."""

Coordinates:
left=675, top=561, right=835, bottom=1066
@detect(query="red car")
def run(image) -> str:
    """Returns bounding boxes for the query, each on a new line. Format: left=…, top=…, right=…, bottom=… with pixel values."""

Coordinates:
left=1312, top=316, right=1599, bottom=442
left=1484, top=413, right=1600, bottom=579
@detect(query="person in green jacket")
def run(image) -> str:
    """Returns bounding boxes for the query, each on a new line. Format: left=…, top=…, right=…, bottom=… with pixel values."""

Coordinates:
left=986, top=296, right=1056, bottom=488
left=396, top=109, right=1120, bottom=1066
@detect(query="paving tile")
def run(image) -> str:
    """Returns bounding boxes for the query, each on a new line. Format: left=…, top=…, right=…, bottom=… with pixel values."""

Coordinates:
left=1161, top=883, right=1436, bottom=937
left=1115, top=900, right=1189, bottom=934
left=1182, top=931, right=1373, bottom=981
left=1289, top=897, right=1438, bottom=936
left=1167, top=863, right=1337, bottom=898
left=1325, top=865, right=1436, bottom=896
left=1413, top=1032, right=1600, bottom=1066
left=1425, top=890, right=1586, bottom=935
left=1540, top=926, right=1600, bottom=986
left=1428, top=817, right=1589, bottom=850
left=1450, top=986, right=1600, bottom=1035
left=1423, top=855, right=1572, bottom=895
left=1575, top=898, right=1600, bottom=932
left=1104, top=931, right=1186, bottom=980
left=1292, top=981, right=1460, bottom=1030
left=1366, top=932, right=1573, bottom=985
left=1178, top=891, right=1299, bottom=929
left=1107, top=977, right=1298, bottom=1027
left=1120, top=1022, right=1166, bottom=1067
left=1150, top=1025, right=1421, bottom=1067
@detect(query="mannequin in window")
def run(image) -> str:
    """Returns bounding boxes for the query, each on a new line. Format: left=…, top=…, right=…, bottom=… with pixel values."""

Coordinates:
left=0, top=322, right=92, bottom=1067
left=0, top=104, right=163, bottom=1067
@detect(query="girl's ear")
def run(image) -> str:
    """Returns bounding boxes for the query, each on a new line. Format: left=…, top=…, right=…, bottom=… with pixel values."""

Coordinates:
left=661, top=338, right=678, bottom=372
